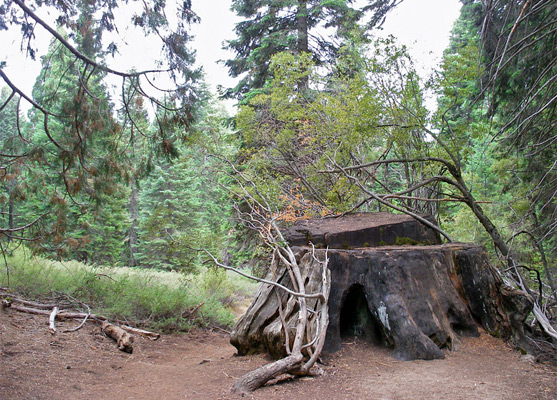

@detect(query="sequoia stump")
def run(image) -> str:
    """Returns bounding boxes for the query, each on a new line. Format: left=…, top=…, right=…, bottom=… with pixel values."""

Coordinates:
left=230, top=213, right=532, bottom=361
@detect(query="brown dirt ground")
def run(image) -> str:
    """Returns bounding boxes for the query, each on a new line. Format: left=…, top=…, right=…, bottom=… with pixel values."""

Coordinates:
left=1, top=309, right=556, bottom=400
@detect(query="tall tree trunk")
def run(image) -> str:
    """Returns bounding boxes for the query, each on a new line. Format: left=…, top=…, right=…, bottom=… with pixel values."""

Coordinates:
left=128, top=177, right=138, bottom=266
left=296, top=0, right=309, bottom=90
left=7, top=195, right=14, bottom=243
left=297, top=0, right=309, bottom=53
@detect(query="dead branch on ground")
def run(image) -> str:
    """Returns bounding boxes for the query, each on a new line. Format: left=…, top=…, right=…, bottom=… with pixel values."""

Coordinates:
left=0, top=292, right=161, bottom=346
left=101, top=321, right=134, bottom=353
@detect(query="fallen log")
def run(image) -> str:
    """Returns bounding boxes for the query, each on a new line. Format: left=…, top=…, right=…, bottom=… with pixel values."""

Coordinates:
left=101, top=321, right=134, bottom=353
left=0, top=289, right=60, bottom=310
left=232, top=353, right=304, bottom=394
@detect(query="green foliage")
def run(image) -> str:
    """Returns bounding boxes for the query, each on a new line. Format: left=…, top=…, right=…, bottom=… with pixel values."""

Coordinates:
left=134, top=98, right=238, bottom=271
left=434, top=0, right=556, bottom=293
left=14, top=31, right=130, bottom=263
left=225, top=0, right=378, bottom=99
left=0, top=87, right=26, bottom=236
left=235, top=41, right=435, bottom=217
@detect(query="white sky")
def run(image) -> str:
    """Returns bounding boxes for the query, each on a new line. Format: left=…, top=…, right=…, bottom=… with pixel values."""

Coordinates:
left=1, top=0, right=461, bottom=114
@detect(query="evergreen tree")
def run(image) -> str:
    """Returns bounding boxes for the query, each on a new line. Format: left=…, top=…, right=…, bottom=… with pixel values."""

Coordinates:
left=435, top=0, right=556, bottom=294
left=0, top=87, right=27, bottom=239
left=225, top=0, right=399, bottom=99
left=135, top=98, right=237, bottom=271
left=1, top=0, right=201, bottom=255
left=117, top=80, right=153, bottom=267
left=22, top=15, right=129, bottom=261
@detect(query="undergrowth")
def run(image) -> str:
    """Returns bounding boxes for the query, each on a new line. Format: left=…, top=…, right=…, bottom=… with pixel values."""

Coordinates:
left=0, top=248, right=258, bottom=332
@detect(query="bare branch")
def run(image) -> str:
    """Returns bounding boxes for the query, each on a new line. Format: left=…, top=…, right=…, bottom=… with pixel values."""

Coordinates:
left=12, top=0, right=169, bottom=80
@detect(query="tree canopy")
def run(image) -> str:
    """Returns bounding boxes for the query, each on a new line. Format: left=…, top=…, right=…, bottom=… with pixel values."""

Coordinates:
left=0, top=0, right=202, bottom=250
left=224, top=0, right=402, bottom=99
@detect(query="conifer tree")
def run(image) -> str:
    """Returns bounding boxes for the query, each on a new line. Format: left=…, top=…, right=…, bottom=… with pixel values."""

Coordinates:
left=22, top=11, right=128, bottom=261
left=1, top=0, right=200, bottom=251
left=135, top=97, right=237, bottom=271
left=0, top=87, right=26, bottom=239
left=225, top=0, right=399, bottom=99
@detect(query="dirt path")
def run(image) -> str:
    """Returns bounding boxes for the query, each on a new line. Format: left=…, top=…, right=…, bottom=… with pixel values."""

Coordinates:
left=1, top=310, right=555, bottom=400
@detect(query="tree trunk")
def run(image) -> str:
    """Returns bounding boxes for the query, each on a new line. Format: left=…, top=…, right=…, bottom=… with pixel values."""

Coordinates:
left=7, top=195, right=14, bottom=242
left=128, top=177, right=138, bottom=267
left=296, top=0, right=309, bottom=90
left=296, top=0, right=309, bottom=54
left=232, top=353, right=304, bottom=393
left=530, top=211, right=556, bottom=298
left=231, top=214, right=534, bottom=362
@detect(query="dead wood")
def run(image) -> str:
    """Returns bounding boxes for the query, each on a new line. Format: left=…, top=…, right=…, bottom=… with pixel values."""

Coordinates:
left=118, top=324, right=160, bottom=340
left=0, top=289, right=60, bottom=309
left=63, top=312, right=90, bottom=333
left=1, top=298, right=11, bottom=309
left=5, top=302, right=160, bottom=340
left=101, top=321, right=134, bottom=353
left=182, top=301, right=205, bottom=319
left=49, top=307, right=58, bottom=335
left=232, top=353, right=305, bottom=394
left=230, top=247, right=331, bottom=393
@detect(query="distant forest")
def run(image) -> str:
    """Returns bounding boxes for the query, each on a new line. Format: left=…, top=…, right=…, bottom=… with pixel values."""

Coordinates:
left=1, top=1, right=555, bottom=311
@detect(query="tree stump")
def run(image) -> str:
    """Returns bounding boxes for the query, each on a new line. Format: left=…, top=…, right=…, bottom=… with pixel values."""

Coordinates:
left=231, top=213, right=532, bottom=361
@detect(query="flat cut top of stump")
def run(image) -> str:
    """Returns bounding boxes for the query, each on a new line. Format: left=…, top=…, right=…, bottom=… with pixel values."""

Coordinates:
left=283, top=212, right=441, bottom=248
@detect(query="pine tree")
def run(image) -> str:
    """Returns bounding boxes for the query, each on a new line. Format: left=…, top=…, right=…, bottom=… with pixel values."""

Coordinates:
left=135, top=97, right=237, bottom=271
left=117, top=81, right=153, bottom=266
left=436, top=0, right=556, bottom=294
left=1, top=0, right=201, bottom=257
left=0, top=87, right=27, bottom=239
left=225, top=0, right=379, bottom=99
left=22, top=15, right=128, bottom=261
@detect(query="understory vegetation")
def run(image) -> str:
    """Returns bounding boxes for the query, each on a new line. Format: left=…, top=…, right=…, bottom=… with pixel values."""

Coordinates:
left=1, top=248, right=257, bottom=331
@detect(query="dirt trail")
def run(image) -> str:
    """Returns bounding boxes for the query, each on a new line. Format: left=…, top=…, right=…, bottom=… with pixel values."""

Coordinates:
left=1, top=310, right=555, bottom=400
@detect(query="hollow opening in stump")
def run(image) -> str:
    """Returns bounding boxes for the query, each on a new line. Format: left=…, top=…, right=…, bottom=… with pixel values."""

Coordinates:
left=339, top=284, right=389, bottom=346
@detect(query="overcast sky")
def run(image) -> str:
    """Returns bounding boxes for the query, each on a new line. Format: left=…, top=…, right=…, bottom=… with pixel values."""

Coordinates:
left=2, top=0, right=462, bottom=113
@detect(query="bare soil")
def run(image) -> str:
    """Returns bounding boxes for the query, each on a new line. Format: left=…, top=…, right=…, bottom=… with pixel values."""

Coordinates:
left=1, top=309, right=555, bottom=400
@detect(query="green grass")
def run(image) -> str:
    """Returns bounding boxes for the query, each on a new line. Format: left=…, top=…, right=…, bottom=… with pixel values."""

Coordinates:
left=0, top=248, right=258, bottom=332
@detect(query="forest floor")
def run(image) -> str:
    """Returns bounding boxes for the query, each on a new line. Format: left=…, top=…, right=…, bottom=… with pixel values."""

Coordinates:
left=1, top=309, right=556, bottom=400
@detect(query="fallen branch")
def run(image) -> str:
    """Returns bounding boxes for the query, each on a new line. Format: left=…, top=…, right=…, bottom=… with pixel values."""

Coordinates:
left=5, top=303, right=160, bottom=340
left=101, top=321, right=134, bottom=353
left=119, top=324, right=160, bottom=340
left=63, top=311, right=90, bottom=333
left=63, top=299, right=91, bottom=333
left=183, top=301, right=205, bottom=319
left=0, top=290, right=60, bottom=310
left=49, top=307, right=58, bottom=335
left=232, top=353, right=305, bottom=394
